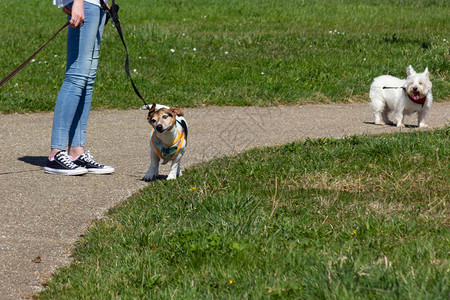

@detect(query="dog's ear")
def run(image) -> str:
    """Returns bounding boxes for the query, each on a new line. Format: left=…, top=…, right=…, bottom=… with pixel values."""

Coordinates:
left=149, top=103, right=157, bottom=114
left=170, top=107, right=184, bottom=116
left=424, top=67, right=430, bottom=77
left=406, top=65, right=416, bottom=76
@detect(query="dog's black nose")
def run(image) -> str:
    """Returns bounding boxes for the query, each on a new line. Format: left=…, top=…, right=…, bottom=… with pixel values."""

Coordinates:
left=413, top=87, right=418, bottom=91
left=156, top=124, right=163, bottom=131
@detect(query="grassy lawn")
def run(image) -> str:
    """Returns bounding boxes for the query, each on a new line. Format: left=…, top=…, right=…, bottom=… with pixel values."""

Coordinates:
left=38, top=128, right=449, bottom=299
left=0, top=0, right=449, bottom=113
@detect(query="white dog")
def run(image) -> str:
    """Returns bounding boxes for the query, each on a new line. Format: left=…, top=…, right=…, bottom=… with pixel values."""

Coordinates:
left=369, top=65, right=433, bottom=128
left=141, top=104, right=188, bottom=181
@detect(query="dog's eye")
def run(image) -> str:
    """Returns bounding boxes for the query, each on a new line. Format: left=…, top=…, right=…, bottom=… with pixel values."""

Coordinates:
left=162, top=115, right=169, bottom=119
left=151, top=119, right=156, bottom=123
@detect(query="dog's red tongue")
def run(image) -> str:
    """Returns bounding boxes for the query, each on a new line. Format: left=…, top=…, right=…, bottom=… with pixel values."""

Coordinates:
left=413, top=92, right=420, bottom=101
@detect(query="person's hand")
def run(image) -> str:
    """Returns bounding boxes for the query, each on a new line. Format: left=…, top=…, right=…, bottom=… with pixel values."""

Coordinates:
left=67, top=0, right=85, bottom=29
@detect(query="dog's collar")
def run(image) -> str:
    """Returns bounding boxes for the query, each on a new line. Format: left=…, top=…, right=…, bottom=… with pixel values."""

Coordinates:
left=402, top=87, right=426, bottom=106
left=154, top=123, right=183, bottom=147
left=151, top=124, right=185, bottom=162
left=382, top=86, right=426, bottom=106
left=406, top=93, right=426, bottom=106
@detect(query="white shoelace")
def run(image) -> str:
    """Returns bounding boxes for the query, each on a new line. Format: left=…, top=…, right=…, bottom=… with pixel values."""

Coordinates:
left=81, top=151, right=103, bottom=167
left=57, top=151, right=80, bottom=169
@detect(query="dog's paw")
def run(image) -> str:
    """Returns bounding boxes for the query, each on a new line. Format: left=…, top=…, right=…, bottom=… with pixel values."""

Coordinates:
left=396, top=123, right=405, bottom=128
left=167, top=173, right=178, bottom=180
left=142, top=175, right=156, bottom=182
left=419, top=123, right=430, bottom=129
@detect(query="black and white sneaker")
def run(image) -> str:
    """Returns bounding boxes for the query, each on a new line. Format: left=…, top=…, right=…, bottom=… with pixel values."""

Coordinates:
left=44, top=151, right=88, bottom=176
left=72, top=151, right=115, bottom=174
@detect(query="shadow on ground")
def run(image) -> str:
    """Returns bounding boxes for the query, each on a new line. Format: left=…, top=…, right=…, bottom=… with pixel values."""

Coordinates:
left=18, top=156, right=48, bottom=167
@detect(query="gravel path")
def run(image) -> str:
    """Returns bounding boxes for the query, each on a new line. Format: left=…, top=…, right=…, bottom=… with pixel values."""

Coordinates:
left=0, top=103, right=449, bottom=299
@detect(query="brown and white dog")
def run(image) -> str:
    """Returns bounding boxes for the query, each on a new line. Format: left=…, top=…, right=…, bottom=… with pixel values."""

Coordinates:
left=142, top=104, right=188, bottom=181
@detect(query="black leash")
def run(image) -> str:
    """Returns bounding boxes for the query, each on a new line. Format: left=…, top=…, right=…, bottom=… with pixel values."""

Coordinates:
left=383, top=86, right=405, bottom=90
left=99, top=0, right=149, bottom=108
left=382, top=86, right=425, bottom=106
left=0, top=21, right=70, bottom=88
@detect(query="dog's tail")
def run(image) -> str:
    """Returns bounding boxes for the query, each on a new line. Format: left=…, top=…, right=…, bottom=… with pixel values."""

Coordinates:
left=177, top=119, right=188, bottom=140
left=140, top=104, right=170, bottom=111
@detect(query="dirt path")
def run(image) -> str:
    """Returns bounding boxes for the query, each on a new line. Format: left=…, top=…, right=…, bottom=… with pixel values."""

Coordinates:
left=0, top=103, right=448, bottom=299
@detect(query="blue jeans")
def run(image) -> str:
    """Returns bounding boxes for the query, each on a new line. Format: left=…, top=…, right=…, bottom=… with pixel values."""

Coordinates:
left=51, top=2, right=106, bottom=150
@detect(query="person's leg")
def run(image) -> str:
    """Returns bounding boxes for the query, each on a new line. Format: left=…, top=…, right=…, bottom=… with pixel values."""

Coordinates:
left=68, top=3, right=106, bottom=157
left=50, top=2, right=104, bottom=157
left=48, top=3, right=112, bottom=175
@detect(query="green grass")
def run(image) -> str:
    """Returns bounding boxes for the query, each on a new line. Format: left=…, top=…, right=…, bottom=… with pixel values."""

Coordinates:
left=39, top=128, right=449, bottom=299
left=0, top=0, right=449, bottom=113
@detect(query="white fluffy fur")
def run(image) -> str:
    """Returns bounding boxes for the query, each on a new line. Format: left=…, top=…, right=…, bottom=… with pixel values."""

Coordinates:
left=369, top=65, right=433, bottom=128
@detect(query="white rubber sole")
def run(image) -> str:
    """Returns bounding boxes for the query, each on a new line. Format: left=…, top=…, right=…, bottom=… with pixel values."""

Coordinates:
left=44, top=167, right=88, bottom=176
left=86, top=166, right=115, bottom=175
